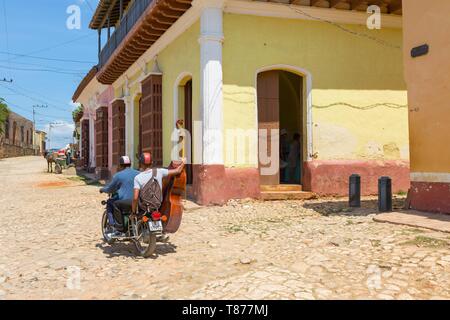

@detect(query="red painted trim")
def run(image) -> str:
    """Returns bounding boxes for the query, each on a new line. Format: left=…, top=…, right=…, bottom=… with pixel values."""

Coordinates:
left=410, top=181, right=450, bottom=214
left=303, top=160, right=410, bottom=196
left=189, top=160, right=411, bottom=204
left=192, top=165, right=260, bottom=205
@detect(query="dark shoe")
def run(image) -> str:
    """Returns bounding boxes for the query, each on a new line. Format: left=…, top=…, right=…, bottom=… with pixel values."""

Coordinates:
left=157, top=234, right=170, bottom=243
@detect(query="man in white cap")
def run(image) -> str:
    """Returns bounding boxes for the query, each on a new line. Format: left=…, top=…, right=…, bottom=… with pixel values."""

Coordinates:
left=100, top=156, right=140, bottom=231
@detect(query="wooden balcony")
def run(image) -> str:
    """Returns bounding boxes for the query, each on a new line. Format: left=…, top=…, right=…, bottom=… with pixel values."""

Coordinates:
left=99, top=0, right=154, bottom=69
left=97, top=0, right=192, bottom=85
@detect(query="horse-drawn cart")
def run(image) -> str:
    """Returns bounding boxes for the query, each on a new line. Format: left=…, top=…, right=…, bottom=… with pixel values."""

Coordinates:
left=54, top=155, right=68, bottom=174
left=45, top=149, right=69, bottom=174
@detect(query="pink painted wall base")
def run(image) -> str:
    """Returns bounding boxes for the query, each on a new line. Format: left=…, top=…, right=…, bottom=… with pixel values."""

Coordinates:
left=409, top=182, right=450, bottom=214
left=303, top=160, right=410, bottom=196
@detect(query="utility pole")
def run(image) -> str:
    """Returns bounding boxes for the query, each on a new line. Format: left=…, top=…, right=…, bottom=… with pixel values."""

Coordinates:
left=32, top=105, right=48, bottom=147
left=48, top=122, right=64, bottom=150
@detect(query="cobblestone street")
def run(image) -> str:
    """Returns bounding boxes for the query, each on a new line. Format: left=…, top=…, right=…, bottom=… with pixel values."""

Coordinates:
left=1, top=156, right=450, bottom=300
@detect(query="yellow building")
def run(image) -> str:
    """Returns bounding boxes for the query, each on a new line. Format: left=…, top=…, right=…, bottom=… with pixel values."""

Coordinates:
left=73, top=0, right=408, bottom=204
left=33, top=130, right=47, bottom=156
left=402, top=0, right=450, bottom=213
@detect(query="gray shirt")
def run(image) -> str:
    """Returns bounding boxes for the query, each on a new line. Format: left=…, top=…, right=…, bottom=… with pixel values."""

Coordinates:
left=134, top=168, right=169, bottom=191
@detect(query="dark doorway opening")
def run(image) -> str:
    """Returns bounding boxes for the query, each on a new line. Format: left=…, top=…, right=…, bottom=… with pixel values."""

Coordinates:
left=257, top=70, right=304, bottom=187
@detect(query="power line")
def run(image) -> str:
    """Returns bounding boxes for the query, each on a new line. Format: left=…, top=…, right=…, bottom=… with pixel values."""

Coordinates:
left=1, top=0, right=12, bottom=80
left=0, top=51, right=96, bottom=64
left=1, top=100, right=71, bottom=121
left=0, top=64, right=84, bottom=75
left=83, top=0, right=95, bottom=12
left=0, top=60, right=87, bottom=74
left=12, top=82, right=73, bottom=108
left=5, top=33, right=95, bottom=64
left=0, top=83, right=73, bottom=112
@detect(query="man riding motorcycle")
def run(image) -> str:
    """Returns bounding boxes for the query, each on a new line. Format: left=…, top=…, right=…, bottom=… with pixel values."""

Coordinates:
left=132, top=152, right=185, bottom=241
left=100, top=156, right=139, bottom=237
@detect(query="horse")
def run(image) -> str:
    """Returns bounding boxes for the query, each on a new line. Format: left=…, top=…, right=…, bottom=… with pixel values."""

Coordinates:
left=44, top=151, right=57, bottom=173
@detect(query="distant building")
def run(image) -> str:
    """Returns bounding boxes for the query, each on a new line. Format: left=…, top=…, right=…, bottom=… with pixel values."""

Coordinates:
left=403, top=0, right=450, bottom=213
left=0, top=111, right=35, bottom=159
left=34, top=130, right=47, bottom=156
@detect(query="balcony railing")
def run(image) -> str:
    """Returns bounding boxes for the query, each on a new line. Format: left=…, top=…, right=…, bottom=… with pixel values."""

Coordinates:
left=99, top=0, right=153, bottom=68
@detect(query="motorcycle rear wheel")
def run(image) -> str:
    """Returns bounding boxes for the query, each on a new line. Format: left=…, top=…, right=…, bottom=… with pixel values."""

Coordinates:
left=133, top=220, right=157, bottom=258
left=102, top=211, right=116, bottom=245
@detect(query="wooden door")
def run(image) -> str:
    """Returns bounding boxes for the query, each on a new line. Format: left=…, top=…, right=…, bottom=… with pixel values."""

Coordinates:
left=112, top=100, right=126, bottom=166
left=95, top=107, right=109, bottom=168
left=141, top=74, right=163, bottom=166
left=138, top=97, right=143, bottom=156
left=184, top=80, right=193, bottom=185
left=81, top=119, right=90, bottom=168
left=257, top=71, right=280, bottom=185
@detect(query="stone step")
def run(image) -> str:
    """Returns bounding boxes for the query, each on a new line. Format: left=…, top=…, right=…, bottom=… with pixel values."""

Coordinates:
left=260, top=191, right=316, bottom=201
left=260, top=184, right=303, bottom=192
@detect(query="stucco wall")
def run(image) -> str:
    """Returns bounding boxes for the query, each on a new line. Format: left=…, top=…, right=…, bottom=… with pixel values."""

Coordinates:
left=116, top=21, right=200, bottom=166
left=403, top=0, right=450, bottom=175
left=222, top=13, right=409, bottom=168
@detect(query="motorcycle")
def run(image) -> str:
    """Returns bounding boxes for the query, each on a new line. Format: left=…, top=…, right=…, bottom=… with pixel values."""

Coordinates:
left=101, top=160, right=186, bottom=258
left=101, top=195, right=164, bottom=258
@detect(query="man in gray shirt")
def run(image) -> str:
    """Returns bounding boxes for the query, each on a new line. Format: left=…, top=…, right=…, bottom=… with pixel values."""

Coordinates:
left=132, top=152, right=185, bottom=215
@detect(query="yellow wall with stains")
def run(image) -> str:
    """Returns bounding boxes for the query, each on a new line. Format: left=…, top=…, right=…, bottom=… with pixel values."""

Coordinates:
left=114, top=21, right=200, bottom=166
left=222, top=13, right=409, bottom=167
left=403, top=0, right=450, bottom=174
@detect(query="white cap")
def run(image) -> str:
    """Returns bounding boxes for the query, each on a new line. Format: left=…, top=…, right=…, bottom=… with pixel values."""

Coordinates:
left=120, top=156, right=131, bottom=165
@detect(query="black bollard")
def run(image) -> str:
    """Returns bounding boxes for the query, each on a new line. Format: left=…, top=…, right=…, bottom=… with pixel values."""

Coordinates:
left=349, top=174, right=361, bottom=207
left=378, top=176, right=392, bottom=212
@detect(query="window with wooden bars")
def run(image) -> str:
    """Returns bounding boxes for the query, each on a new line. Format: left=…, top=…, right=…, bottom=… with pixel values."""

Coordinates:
left=112, top=100, right=126, bottom=166
left=95, top=107, right=109, bottom=168
left=81, top=119, right=90, bottom=168
left=141, top=74, right=163, bottom=166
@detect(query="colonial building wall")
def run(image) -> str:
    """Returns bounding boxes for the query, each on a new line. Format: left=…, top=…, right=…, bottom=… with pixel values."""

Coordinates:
left=221, top=13, right=409, bottom=196
left=0, top=112, right=35, bottom=159
left=114, top=20, right=201, bottom=166
left=403, top=0, right=450, bottom=213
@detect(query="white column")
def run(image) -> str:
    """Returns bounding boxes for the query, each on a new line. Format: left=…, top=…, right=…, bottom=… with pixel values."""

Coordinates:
left=124, top=96, right=135, bottom=163
left=79, top=118, right=84, bottom=160
left=197, top=0, right=224, bottom=165
left=89, top=108, right=96, bottom=168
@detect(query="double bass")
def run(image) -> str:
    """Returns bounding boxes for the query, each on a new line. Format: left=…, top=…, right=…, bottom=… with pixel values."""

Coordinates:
left=160, top=160, right=186, bottom=233
left=160, top=120, right=187, bottom=234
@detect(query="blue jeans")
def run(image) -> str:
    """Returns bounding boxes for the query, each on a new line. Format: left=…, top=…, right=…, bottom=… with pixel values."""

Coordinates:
left=106, top=198, right=117, bottom=226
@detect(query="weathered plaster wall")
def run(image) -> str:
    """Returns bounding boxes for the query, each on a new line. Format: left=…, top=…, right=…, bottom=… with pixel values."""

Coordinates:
left=403, top=0, right=450, bottom=175
left=115, top=21, right=200, bottom=166
left=403, top=0, right=450, bottom=213
left=222, top=13, right=409, bottom=168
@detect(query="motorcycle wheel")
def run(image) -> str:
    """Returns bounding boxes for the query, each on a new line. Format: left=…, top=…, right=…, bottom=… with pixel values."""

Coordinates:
left=133, top=220, right=157, bottom=258
left=102, top=211, right=116, bottom=245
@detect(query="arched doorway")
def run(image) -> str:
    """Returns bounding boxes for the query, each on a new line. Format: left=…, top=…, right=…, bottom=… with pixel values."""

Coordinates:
left=257, top=69, right=305, bottom=187
left=177, top=77, right=193, bottom=185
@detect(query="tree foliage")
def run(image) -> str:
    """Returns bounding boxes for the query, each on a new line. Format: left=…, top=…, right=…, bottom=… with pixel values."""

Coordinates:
left=72, top=104, right=84, bottom=124
left=0, top=98, right=10, bottom=135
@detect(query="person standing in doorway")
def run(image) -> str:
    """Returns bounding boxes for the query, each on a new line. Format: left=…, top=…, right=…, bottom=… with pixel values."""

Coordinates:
left=285, top=133, right=301, bottom=184
left=280, top=129, right=290, bottom=183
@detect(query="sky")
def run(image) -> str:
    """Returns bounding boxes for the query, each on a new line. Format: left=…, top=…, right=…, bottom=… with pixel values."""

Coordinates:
left=0, top=0, right=100, bottom=149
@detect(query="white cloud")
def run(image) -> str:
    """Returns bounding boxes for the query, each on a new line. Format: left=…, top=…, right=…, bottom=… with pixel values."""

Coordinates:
left=40, top=121, right=75, bottom=150
left=69, top=101, right=81, bottom=111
